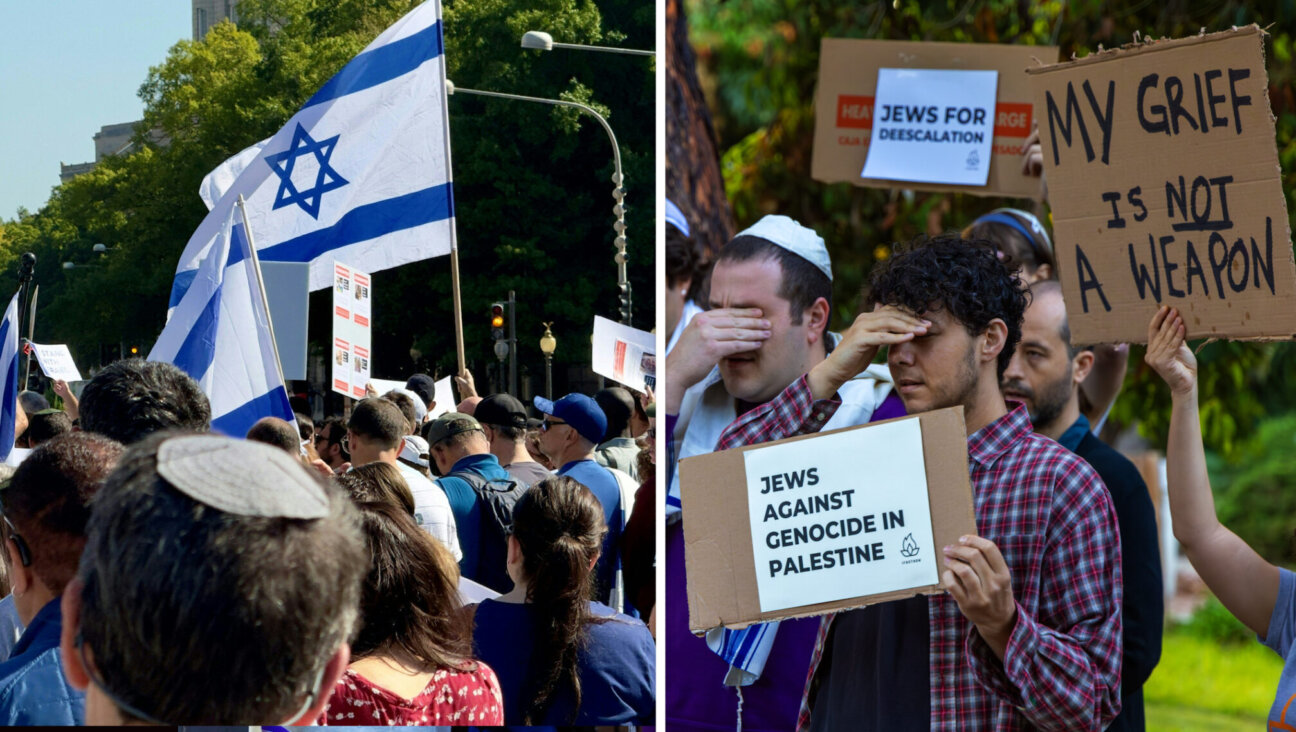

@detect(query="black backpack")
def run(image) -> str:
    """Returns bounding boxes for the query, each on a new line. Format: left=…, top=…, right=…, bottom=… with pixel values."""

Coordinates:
left=448, top=470, right=528, bottom=593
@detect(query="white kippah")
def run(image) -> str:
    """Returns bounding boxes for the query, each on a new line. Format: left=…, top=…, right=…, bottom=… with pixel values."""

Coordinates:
left=734, top=215, right=833, bottom=282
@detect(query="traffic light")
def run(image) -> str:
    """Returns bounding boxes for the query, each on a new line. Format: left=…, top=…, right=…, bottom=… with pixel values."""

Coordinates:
left=617, top=282, right=632, bottom=325
left=490, top=302, right=506, bottom=341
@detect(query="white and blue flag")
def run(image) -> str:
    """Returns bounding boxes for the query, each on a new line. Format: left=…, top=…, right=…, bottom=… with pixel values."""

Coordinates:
left=150, top=205, right=295, bottom=437
left=170, top=0, right=453, bottom=304
left=0, top=293, right=20, bottom=461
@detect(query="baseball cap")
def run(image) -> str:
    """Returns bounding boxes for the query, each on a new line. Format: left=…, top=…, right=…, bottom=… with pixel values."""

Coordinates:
left=734, top=214, right=832, bottom=282
left=425, top=412, right=483, bottom=446
left=399, top=435, right=430, bottom=468
left=404, top=373, right=436, bottom=408
left=475, top=393, right=528, bottom=429
left=533, top=393, right=607, bottom=445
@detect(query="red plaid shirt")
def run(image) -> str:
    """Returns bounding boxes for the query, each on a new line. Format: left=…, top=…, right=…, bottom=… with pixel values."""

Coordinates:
left=717, top=375, right=1123, bottom=732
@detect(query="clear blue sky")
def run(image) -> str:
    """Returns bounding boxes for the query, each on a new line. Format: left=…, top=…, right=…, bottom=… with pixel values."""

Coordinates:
left=0, top=1, right=190, bottom=220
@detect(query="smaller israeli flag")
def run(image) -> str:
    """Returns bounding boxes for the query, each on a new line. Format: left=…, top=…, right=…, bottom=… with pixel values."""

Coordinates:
left=0, top=293, right=20, bottom=461
left=149, top=205, right=295, bottom=437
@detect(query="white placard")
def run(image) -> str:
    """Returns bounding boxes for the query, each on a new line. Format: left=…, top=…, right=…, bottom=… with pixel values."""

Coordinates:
left=591, top=316, right=656, bottom=392
left=429, top=376, right=454, bottom=419
left=331, top=262, right=372, bottom=398
left=861, top=68, right=999, bottom=186
left=29, top=343, right=82, bottom=382
left=743, top=418, right=939, bottom=613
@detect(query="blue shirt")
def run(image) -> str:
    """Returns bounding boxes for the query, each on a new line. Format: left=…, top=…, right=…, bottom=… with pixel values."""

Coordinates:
left=556, top=459, right=623, bottom=604
left=1263, top=568, right=1296, bottom=726
left=435, top=453, right=512, bottom=583
left=471, top=599, right=654, bottom=725
left=0, top=597, right=83, bottom=725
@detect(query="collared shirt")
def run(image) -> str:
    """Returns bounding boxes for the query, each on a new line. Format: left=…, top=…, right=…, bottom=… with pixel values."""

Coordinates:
left=1057, top=412, right=1092, bottom=452
left=0, top=598, right=83, bottom=725
left=716, top=375, right=1124, bottom=732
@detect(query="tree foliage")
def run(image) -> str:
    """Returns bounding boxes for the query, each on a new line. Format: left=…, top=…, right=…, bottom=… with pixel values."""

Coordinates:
left=2, top=0, right=653, bottom=400
left=685, top=0, right=1296, bottom=457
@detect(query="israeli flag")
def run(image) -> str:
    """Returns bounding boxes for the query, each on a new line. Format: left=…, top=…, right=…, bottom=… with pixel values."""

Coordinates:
left=170, top=0, right=453, bottom=304
left=0, top=293, right=19, bottom=461
left=150, top=205, right=295, bottom=437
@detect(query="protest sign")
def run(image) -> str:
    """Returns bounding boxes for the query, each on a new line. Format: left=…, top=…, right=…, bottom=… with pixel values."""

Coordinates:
left=861, top=68, right=999, bottom=186
left=679, top=406, right=976, bottom=631
left=591, top=316, right=655, bottom=392
left=28, top=343, right=82, bottom=382
left=428, top=375, right=454, bottom=420
left=1028, top=25, right=1296, bottom=343
left=331, top=262, right=373, bottom=397
left=813, top=39, right=1057, bottom=198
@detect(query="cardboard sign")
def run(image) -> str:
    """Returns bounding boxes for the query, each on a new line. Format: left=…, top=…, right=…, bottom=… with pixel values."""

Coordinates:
left=591, top=316, right=656, bottom=392
left=862, top=68, right=999, bottom=186
left=331, top=262, right=373, bottom=397
left=1028, top=25, right=1296, bottom=343
left=680, top=406, right=976, bottom=631
left=28, top=343, right=82, bottom=382
left=813, top=39, right=1057, bottom=198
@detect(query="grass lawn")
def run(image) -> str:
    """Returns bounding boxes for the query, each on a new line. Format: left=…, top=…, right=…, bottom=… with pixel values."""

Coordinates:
left=1144, top=629, right=1283, bottom=730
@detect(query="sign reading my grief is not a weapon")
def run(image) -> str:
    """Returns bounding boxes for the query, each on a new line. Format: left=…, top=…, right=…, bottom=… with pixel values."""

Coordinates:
left=1027, top=25, right=1296, bottom=344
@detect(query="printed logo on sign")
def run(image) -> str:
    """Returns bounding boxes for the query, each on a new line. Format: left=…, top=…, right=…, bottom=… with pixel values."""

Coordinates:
left=837, top=95, right=875, bottom=129
left=966, top=149, right=980, bottom=170
left=900, top=533, right=919, bottom=557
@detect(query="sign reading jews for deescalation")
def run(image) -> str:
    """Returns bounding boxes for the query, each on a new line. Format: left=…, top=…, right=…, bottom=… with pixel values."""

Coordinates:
left=679, top=407, right=977, bottom=631
left=1028, top=25, right=1296, bottom=343
left=743, top=417, right=939, bottom=613
left=812, top=39, right=1058, bottom=198
left=862, top=68, right=999, bottom=187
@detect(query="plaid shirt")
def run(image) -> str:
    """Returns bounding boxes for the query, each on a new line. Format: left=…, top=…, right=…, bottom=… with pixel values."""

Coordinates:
left=717, top=375, right=1123, bottom=732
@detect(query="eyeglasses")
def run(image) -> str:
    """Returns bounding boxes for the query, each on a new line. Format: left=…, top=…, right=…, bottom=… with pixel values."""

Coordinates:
left=1, top=514, right=30, bottom=567
left=540, top=419, right=567, bottom=432
left=341, top=434, right=351, bottom=452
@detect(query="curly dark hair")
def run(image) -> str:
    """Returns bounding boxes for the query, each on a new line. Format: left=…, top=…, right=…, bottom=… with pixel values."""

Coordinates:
left=866, top=235, right=1027, bottom=378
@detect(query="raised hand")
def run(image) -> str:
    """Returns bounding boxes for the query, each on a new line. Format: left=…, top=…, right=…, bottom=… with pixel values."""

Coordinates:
left=807, top=305, right=929, bottom=400
left=1020, top=123, right=1043, bottom=177
left=664, top=307, right=770, bottom=412
left=1145, top=306, right=1197, bottom=397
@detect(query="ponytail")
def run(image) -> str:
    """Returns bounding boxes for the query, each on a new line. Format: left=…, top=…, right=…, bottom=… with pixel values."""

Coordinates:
left=510, top=476, right=608, bottom=725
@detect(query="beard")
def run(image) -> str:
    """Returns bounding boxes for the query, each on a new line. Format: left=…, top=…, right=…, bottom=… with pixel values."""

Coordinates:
left=1002, top=368, right=1073, bottom=432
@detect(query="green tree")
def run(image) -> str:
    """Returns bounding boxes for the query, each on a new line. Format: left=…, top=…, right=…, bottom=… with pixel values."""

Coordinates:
left=4, top=0, right=654, bottom=401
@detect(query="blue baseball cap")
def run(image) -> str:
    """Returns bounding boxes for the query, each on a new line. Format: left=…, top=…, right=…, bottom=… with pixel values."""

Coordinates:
left=533, top=393, right=607, bottom=444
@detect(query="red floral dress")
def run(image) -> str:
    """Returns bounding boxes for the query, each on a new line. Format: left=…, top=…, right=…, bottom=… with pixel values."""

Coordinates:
left=321, top=662, right=504, bottom=725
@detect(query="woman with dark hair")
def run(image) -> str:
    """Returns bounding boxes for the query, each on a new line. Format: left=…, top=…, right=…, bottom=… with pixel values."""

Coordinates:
left=334, top=462, right=415, bottom=517
left=471, top=476, right=655, bottom=725
left=321, top=499, right=502, bottom=725
left=965, top=207, right=1056, bottom=283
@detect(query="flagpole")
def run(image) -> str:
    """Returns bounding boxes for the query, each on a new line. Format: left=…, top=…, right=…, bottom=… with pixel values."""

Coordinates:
left=435, top=0, right=467, bottom=375
left=235, top=195, right=290, bottom=394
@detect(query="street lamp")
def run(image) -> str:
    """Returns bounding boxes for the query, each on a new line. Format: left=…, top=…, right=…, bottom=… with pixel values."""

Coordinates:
left=539, top=322, right=556, bottom=400
left=446, top=80, right=632, bottom=325
left=520, top=30, right=655, bottom=57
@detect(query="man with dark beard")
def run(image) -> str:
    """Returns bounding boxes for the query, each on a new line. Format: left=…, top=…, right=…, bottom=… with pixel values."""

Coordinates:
left=1000, top=280, right=1162, bottom=732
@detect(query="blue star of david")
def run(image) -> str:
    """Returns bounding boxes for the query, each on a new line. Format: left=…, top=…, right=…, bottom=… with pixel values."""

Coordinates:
left=264, top=123, right=349, bottom=219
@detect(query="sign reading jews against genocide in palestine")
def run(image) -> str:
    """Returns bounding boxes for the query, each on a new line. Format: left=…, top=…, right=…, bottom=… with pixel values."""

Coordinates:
left=812, top=39, right=1058, bottom=199
left=861, top=68, right=999, bottom=187
left=742, top=415, right=940, bottom=613
left=679, top=407, right=977, bottom=631
left=1028, top=25, right=1296, bottom=344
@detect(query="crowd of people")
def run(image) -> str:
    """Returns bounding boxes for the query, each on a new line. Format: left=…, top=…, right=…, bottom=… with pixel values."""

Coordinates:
left=665, top=132, right=1294, bottom=730
left=0, top=356, right=656, bottom=725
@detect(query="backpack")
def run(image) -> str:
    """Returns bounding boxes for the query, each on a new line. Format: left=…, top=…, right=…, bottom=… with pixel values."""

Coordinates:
left=449, top=470, right=528, bottom=593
